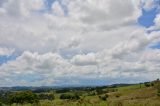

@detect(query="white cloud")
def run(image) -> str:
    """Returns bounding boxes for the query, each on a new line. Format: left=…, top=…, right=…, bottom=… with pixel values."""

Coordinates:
left=0, top=8, right=6, bottom=16
left=0, top=51, right=70, bottom=86
left=0, top=0, right=159, bottom=86
left=147, top=13, right=160, bottom=31
left=51, top=1, right=64, bottom=16
left=3, top=0, right=44, bottom=17
left=154, top=14, right=160, bottom=27
left=71, top=53, right=98, bottom=66
left=142, top=0, right=156, bottom=11
left=66, top=0, right=141, bottom=29
left=109, top=29, right=160, bottom=59
left=0, top=47, right=15, bottom=57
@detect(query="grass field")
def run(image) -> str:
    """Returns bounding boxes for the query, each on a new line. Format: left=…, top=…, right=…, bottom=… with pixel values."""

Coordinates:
left=8, top=83, right=160, bottom=106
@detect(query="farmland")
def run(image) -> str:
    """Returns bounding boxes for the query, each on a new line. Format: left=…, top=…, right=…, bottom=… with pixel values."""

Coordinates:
left=0, top=79, right=160, bottom=106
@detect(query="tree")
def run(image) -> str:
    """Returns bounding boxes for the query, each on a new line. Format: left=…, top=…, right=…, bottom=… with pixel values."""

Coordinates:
left=96, top=88, right=106, bottom=95
left=99, top=94, right=109, bottom=101
left=9, top=91, right=39, bottom=105
left=60, top=94, right=80, bottom=100
left=38, top=93, right=55, bottom=100
left=157, top=90, right=160, bottom=97
left=0, top=102, right=3, bottom=106
left=144, top=82, right=150, bottom=87
left=157, top=80, right=160, bottom=97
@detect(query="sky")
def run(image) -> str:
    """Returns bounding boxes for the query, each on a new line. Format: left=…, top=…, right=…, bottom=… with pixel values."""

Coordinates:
left=0, top=0, right=160, bottom=87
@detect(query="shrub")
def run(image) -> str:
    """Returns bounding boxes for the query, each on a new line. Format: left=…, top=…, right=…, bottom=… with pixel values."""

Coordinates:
left=9, top=91, right=39, bottom=105
left=38, top=93, right=55, bottom=100
left=0, top=102, right=3, bottom=106
left=156, top=79, right=160, bottom=97
left=114, top=101, right=123, bottom=106
left=87, top=91, right=96, bottom=96
left=56, top=89, right=70, bottom=93
left=151, top=83, right=154, bottom=86
left=0, top=91, right=10, bottom=105
left=144, top=82, right=151, bottom=87
left=115, top=93, right=121, bottom=98
left=96, top=88, right=107, bottom=95
left=157, top=88, right=160, bottom=97
left=60, top=94, right=80, bottom=100
left=99, top=94, right=109, bottom=101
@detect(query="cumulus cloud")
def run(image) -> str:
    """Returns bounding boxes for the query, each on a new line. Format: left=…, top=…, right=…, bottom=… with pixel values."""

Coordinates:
left=0, top=47, right=15, bottom=57
left=66, top=0, right=141, bottom=29
left=154, top=14, right=160, bottom=27
left=142, top=0, right=156, bottom=11
left=147, top=13, right=160, bottom=31
left=51, top=1, right=64, bottom=16
left=71, top=53, right=98, bottom=66
left=0, top=0, right=160, bottom=86
left=3, top=0, right=44, bottom=17
left=0, top=51, right=70, bottom=86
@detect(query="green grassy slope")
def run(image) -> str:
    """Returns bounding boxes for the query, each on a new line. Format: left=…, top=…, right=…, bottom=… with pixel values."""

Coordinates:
left=38, top=84, right=160, bottom=106
left=106, top=84, right=160, bottom=106
left=9, top=84, right=160, bottom=106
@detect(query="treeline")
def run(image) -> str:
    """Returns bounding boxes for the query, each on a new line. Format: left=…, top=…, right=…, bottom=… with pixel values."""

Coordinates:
left=0, top=91, right=55, bottom=105
left=60, top=93, right=80, bottom=100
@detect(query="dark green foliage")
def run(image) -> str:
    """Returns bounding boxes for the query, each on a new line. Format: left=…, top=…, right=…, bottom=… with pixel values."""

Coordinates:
left=0, top=102, right=3, bottom=106
left=107, top=88, right=117, bottom=92
left=38, top=93, right=55, bottom=100
left=157, top=85, right=160, bottom=97
left=56, top=89, right=70, bottom=93
left=144, top=82, right=151, bottom=87
left=154, top=79, right=160, bottom=97
left=96, top=88, right=106, bottom=95
left=151, top=83, right=154, bottom=86
left=115, top=93, right=121, bottom=98
left=0, top=91, right=12, bottom=105
left=87, top=91, right=96, bottom=96
left=157, top=92, right=160, bottom=97
left=33, top=88, right=49, bottom=93
left=33, top=88, right=54, bottom=93
left=99, top=94, right=109, bottom=101
left=114, top=101, right=123, bottom=106
left=9, top=91, right=39, bottom=105
left=60, top=94, right=80, bottom=100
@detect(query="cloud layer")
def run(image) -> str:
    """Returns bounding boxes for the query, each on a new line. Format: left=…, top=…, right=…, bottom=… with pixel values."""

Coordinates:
left=0, top=0, right=160, bottom=86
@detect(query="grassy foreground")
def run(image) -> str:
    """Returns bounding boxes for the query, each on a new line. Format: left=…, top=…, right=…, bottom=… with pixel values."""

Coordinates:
left=9, top=84, right=160, bottom=106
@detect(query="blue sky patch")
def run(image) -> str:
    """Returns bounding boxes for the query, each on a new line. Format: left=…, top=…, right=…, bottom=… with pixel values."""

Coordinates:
left=43, top=0, right=68, bottom=15
left=0, top=55, right=17, bottom=65
left=150, top=42, right=160, bottom=49
left=138, top=8, right=158, bottom=28
left=44, top=0, right=56, bottom=10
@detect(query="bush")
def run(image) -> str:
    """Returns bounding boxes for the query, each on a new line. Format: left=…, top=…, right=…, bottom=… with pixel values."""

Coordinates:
left=87, top=91, right=96, bottom=96
left=144, top=82, right=151, bottom=87
left=156, top=79, right=160, bottom=96
left=0, top=102, right=3, bottom=106
left=99, top=94, right=109, bottom=101
left=151, top=83, right=154, bottom=86
left=56, top=89, right=70, bottom=93
left=157, top=88, right=160, bottom=97
left=38, top=93, right=55, bottom=100
left=9, top=91, right=39, bottom=105
left=96, top=88, right=107, bottom=95
left=60, top=94, right=80, bottom=100
left=0, top=91, right=16, bottom=105
left=115, top=93, right=121, bottom=98
left=114, top=101, right=123, bottom=106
